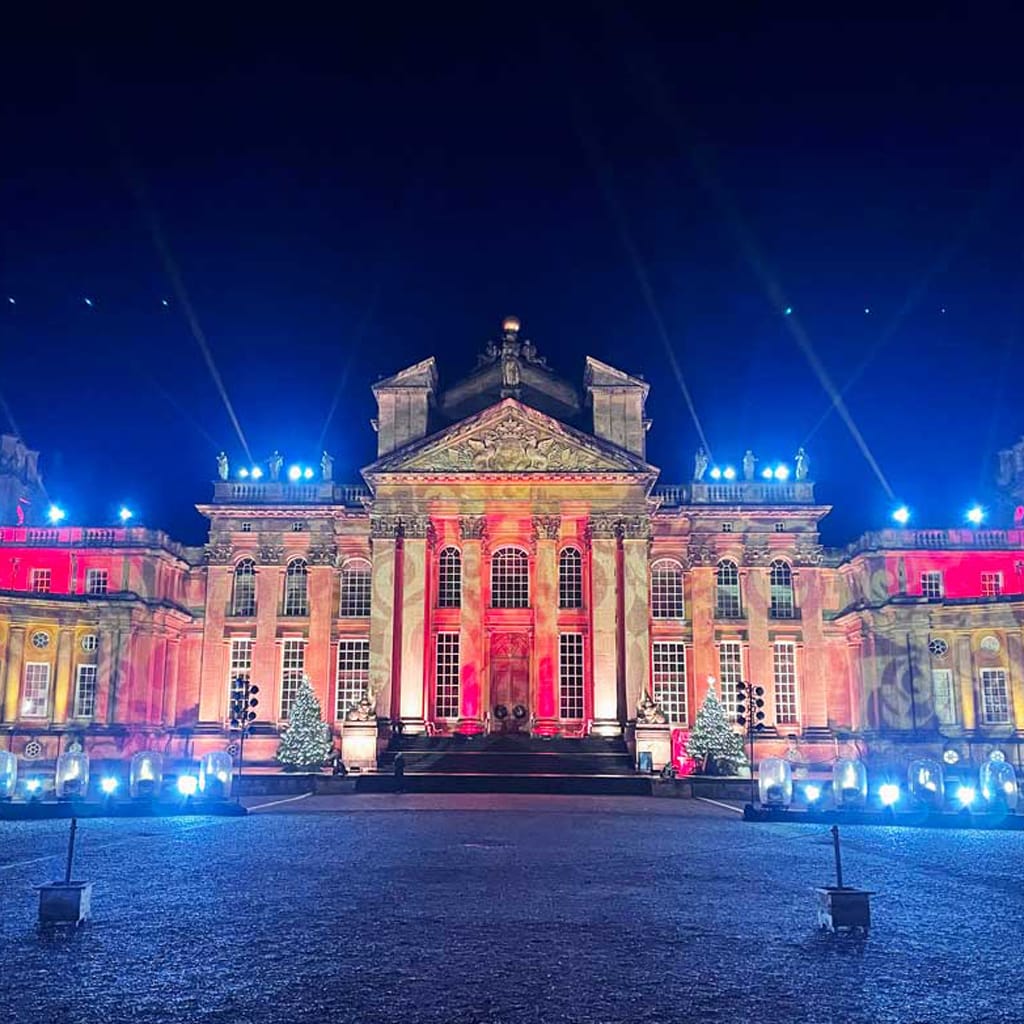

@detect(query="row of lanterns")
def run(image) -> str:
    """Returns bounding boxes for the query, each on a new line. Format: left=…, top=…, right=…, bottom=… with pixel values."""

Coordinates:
left=759, top=753, right=1019, bottom=811
left=0, top=750, right=234, bottom=801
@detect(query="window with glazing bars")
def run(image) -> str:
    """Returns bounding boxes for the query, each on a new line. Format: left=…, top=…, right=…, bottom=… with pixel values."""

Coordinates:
left=772, top=642, right=798, bottom=723
left=559, top=633, right=585, bottom=719
left=30, top=568, right=51, bottom=593
left=438, top=547, right=462, bottom=608
left=279, top=639, right=306, bottom=718
left=652, top=641, right=687, bottom=724
left=229, top=638, right=253, bottom=695
left=981, top=572, right=1003, bottom=598
left=980, top=668, right=1010, bottom=724
left=491, top=548, right=529, bottom=608
left=73, top=664, right=98, bottom=718
left=86, top=568, right=108, bottom=595
left=232, top=559, right=257, bottom=616
left=769, top=560, right=794, bottom=619
left=716, top=560, right=742, bottom=618
left=336, top=640, right=370, bottom=719
left=921, top=571, right=943, bottom=600
left=650, top=560, right=685, bottom=619
left=21, top=663, right=50, bottom=718
left=717, top=642, right=743, bottom=719
left=434, top=632, right=460, bottom=718
left=340, top=561, right=372, bottom=617
left=558, top=548, right=583, bottom=609
left=283, top=559, right=308, bottom=616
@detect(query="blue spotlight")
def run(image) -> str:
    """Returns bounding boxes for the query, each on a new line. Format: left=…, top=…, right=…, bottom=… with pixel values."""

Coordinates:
left=100, top=776, right=119, bottom=795
left=878, top=783, right=900, bottom=807
left=966, top=505, right=985, bottom=526
left=177, top=774, right=199, bottom=797
left=955, top=785, right=976, bottom=807
left=774, top=465, right=790, bottom=481
left=118, top=506, right=133, bottom=523
left=47, top=504, right=66, bottom=524
left=761, top=467, right=774, bottom=480
left=892, top=505, right=910, bottom=525
left=287, top=465, right=302, bottom=482
left=251, top=466, right=263, bottom=480
left=303, top=467, right=314, bottom=480
left=803, top=783, right=822, bottom=803
left=723, top=466, right=736, bottom=480
left=710, top=467, right=722, bottom=480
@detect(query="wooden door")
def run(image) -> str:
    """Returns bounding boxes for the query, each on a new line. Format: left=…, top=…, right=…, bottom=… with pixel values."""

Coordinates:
left=490, top=633, right=530, bottom=732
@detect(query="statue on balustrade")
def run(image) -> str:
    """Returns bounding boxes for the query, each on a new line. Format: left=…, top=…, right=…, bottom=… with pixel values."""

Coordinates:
left=216, top=452, right=229, bottom=481
left=795, top=447, right=809, bottom=481
left=693, top=446, right=709, bottom=481
left=268, top=451, right=284, bottom=482
left=321, top=450, right=334, bottom=482
left=742, top=450, right=756, bottom=481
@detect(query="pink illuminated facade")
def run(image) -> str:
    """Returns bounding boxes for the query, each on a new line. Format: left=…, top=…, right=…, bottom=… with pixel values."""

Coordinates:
left=2, top=322, right=1024, bottom=771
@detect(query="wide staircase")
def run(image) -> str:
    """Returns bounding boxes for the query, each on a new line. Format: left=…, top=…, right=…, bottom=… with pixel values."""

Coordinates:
left=357, top=732, right=651, bottom=795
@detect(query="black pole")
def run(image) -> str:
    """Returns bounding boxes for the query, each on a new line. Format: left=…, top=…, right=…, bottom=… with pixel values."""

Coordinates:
left=831, top=824, right=844, bottom=888
left=749, top=715, right=756, bottom=805
left=905, top=632, right=919, bottom=732
left=65, top=817, right=78, bottom=884
left=237, top=729, right=246, bottom=799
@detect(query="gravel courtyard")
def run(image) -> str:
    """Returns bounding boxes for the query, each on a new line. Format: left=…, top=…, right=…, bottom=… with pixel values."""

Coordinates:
left=1, top=795, right=1022, bottom=1024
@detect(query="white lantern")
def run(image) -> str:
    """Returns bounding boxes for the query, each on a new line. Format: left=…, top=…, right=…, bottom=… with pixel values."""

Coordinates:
left=0, top=750, right=16, bottom=799
left=55, top=749, right=90, bottom=798
left=980, top=756, right=1019, bottom=811
left=130, top=751, right=163, bottom=798
left=907, top=758, right=944, bottom=808
left=199, top=751, right=233, bottom=797
left=758, top=757, right=793, bottom=807
left=832, top=758, right=867, bottom=808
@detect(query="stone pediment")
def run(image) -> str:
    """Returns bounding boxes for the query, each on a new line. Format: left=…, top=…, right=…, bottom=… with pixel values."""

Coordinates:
left=364, top=400, right=654, bottom=477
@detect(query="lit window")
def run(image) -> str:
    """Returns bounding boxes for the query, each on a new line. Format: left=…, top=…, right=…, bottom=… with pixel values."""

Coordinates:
left=73, top=664, right=98, bottom=719
left=558, top=548, right=583, bottom=609
left=774, top=522, right=785, bottom=533
left=340, top=559, right=372, bottom=617
left=291, top=521, right=305, bottom=532
left=21, top=663, right=50, bottom=718
left=438, top=547, right=462, bottom=609
left=279, top=639, right=306, bottom=718
left=559, top=633, right=585, bottom=719
left=283, top=558, right=308, bottom=616
left=721, top=522, right=734, bottom=533
left=86, top=569, right=108, bottom=595
left=651, top=560, right=685, bottom=619
left=717, top=641, right=743, bottom=720
left=336, top=640, right=370, bottom=719
left=932, top=669, right=957, bottom=726
left=241, top=522, right=252, bottom=533
left=921, top=571, right=943, bottom=600
left=981, top=572, right=1003, bottom=598
left=716, top=560, right=742, bottom=618
left=652, top=642, right=687, bottom=725
left=231, top=559, right=257, bottom=616
left=980, top=668, right=1010, bottom=725
left=229, top=638, right=253, bottom=696
left=491, top=547, right=529, bottom=608
left=772, top=642, right=798, bottom=724
left=434, top=632, right=460, bottom=718
left=769, top=560, right=794, bottom=619
left=30, top=568, right=51, bottom=593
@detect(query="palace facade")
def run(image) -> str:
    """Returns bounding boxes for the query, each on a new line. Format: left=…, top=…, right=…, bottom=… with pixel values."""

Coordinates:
left=2, top=318, right=1024, bottom=771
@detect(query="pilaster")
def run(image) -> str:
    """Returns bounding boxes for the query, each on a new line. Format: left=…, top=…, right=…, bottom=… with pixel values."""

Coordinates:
left=533, top=515, right=560, bottom=728
left=52, top=627, right=75, bottom=724
left=458, top=515, right=486, bottom=729
left=588, top=516, right=620, bottom=736
left=2, top=626, right=25, bottom=722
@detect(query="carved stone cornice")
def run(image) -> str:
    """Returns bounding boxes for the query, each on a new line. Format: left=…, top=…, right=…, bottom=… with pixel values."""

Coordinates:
left=687, top=543, right=718, bottom=567
left=257, top=543, right=285, bottom=565
left=793, top=541, right=825, bottom=567
left=531, top=515, right=561, bottom=542
left=370, top=515, right=403, bottom=540
left=307, top=546, right=337, bottom=566
left=401, top=515, right=432, bottom=540
left=742, top=541, right=771, bottom=566
left=459, top=515, right=488, bottom=542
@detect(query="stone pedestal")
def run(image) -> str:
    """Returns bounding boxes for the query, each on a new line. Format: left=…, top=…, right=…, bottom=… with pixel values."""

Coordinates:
left=341, top=722, right=379, bottom=771
left=38, top=882, right=92, bottom=925
left=634, top=723, right=672, bottom=771
left=815, top=886, right=874, bottom=934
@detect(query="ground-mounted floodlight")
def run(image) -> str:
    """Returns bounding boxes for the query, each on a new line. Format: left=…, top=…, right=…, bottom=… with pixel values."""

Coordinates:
left=130, top=751, right=163, bottom=798
left=758, top=757, right=793, bottom=807
left=832, top=758, right=867, bottom=809
left=55, top=749, right=90, bottom=799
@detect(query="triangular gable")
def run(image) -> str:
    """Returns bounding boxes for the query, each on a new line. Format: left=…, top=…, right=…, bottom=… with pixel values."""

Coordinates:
left=363, top=399, right=656, bottom=478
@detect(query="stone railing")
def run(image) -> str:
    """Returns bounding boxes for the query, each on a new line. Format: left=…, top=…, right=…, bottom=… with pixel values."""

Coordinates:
left=0, top=526, right=189, bottom=557
left=847, top=528, right=1024, bottom=554
left=212, top=481, right=370, bottom=506
left=654, top=481, right=816, bottom=506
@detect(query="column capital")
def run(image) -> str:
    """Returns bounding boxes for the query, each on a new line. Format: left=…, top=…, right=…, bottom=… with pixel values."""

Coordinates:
left=531, top=515, right=561, bottom=542
left=619, top=515, right=651, bottom=541
left=459, top=515, right=488, bottom=542
left=588, top=514, right=621, bottom=540
left=401, top=515, right=432, bottom=540
left=370, top=514, right=403, bottom=540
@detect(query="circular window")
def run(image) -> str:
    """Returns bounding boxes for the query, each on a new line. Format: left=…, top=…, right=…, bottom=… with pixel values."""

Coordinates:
left=80, top=634, right=98, bottom=652
left=942, top=748, right=960, bottom=765
left=927, top=638, right=949, bottom=658
left=30, top=631, right=50, bottom=650
left=981, top=635, right=1001, bottom=654
left=22, top=739, right=42, bottom=760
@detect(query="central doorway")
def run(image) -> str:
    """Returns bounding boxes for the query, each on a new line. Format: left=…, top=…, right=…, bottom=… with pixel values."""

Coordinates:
left=489, top=633, right=530, bottom=732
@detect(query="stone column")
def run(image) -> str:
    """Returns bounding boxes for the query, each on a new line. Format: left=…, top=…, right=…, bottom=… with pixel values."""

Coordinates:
left=589, top=516, right=620, bottom=736
left=52, top=627, right=75, bottom=723
left=253, top=550, right=282, bottom=719
left=2, top=626, right=25, bottom=722
left=398, top=516, right=430, bottom=732
left=955, top=633, right=976, bottom=731
left=532, top=515, right=560, bottom=728
left=306, top=560, right=334, bottom=717
left=368, top=516, right=400, bottom=722
left=458, top=515, right=486, bottom=730
left=621, top=517, right=651, bottom=723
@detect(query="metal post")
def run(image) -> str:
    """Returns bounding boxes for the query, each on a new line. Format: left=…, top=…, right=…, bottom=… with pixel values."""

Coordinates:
left=749, top=715, right=756, bottom=805
left=831, top=824, right=844, bottom=888
left=65, top=817, right=78, bottom=884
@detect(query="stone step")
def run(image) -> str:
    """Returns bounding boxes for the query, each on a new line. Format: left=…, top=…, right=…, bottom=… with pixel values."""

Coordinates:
left=354, top=773, right=653, bottom=796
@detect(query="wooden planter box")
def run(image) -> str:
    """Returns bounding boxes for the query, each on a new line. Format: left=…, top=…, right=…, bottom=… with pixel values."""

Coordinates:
left=815, top=886, right=874, bottom=934
left=37, top=881, right=92, bottom=925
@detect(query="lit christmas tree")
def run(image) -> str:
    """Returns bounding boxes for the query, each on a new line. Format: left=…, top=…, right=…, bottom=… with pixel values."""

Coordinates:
left=686, top=681, right=747, bottom=775
left=276, top=676, right=333, bottom=771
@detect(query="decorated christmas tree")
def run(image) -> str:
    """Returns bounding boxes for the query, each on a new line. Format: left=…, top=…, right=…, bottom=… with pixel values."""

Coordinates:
left=686, top=682, right=747, bottom=775
left=276, top=676, right=333, bottom=771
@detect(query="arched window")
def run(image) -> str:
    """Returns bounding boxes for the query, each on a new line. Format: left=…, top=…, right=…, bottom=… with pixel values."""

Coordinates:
left=283, top=558, right=308, bottom=617
left=715, top=559, right=741, bottom=618
left=651, top=559, right=685, bottom=619
left=340, top=559, right=371, bottom=618
left=769, top=559, right=794, bottom=619
left=491, top=547, right=529, bottom=608
left=558, top=548, right=583, bottom=609
left=438, top=547, right=462, bottom=608
left=231, top=558, right=256, bottom=617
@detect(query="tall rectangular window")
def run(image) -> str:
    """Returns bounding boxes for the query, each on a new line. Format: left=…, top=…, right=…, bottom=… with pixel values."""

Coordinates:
left=340, top=562, right=372, bottom=617
left=21, top=663, right=50, bottom=718
left=931, top=668, right=957, bottom=726
left=652, top=641, right=687, bottom=725
left=772, top=642, right=799, bottom=724
left=921, top=571, right=943, bottom=600
left=650, top=561, right=685, bottom=619
left=229, top=638, right=253, bottom=694
left=280, top=639, right=306, bottom=718
left=437, top=548, right=462, bottom=609
left=30, top=568, right=51, bottom=593
left=715, top=561, right=742, bottom=619
left=336, top=640, right=370, bottom=719
left=434, top=632, right=460, bottom=718
left=980, top=668, right=1010, bottom=725
left=86, top=569, right=109, bottom=595
left=73, top=664, right=98, bottom=718
left=717, top=641, right=743, bottom=719
left=558, top=548, right=583, bottom=609
left=981, top=572, right=1003, bottom=597
left=559, top=633, right=585, bottom=719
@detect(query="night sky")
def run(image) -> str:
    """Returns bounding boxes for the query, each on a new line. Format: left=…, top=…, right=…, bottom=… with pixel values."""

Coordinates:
left=3, top=7, right=1024, bottom=546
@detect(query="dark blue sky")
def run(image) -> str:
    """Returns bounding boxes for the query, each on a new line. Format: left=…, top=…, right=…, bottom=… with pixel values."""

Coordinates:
left=2, top=6, right=1024, bottom=545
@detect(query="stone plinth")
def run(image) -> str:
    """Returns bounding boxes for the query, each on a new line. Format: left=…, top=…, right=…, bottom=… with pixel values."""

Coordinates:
left=634, top=723, right=671, bottom=771
left=38, top=881, right=92, bottom=925
left=341, top=722, right=380, bottom=771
